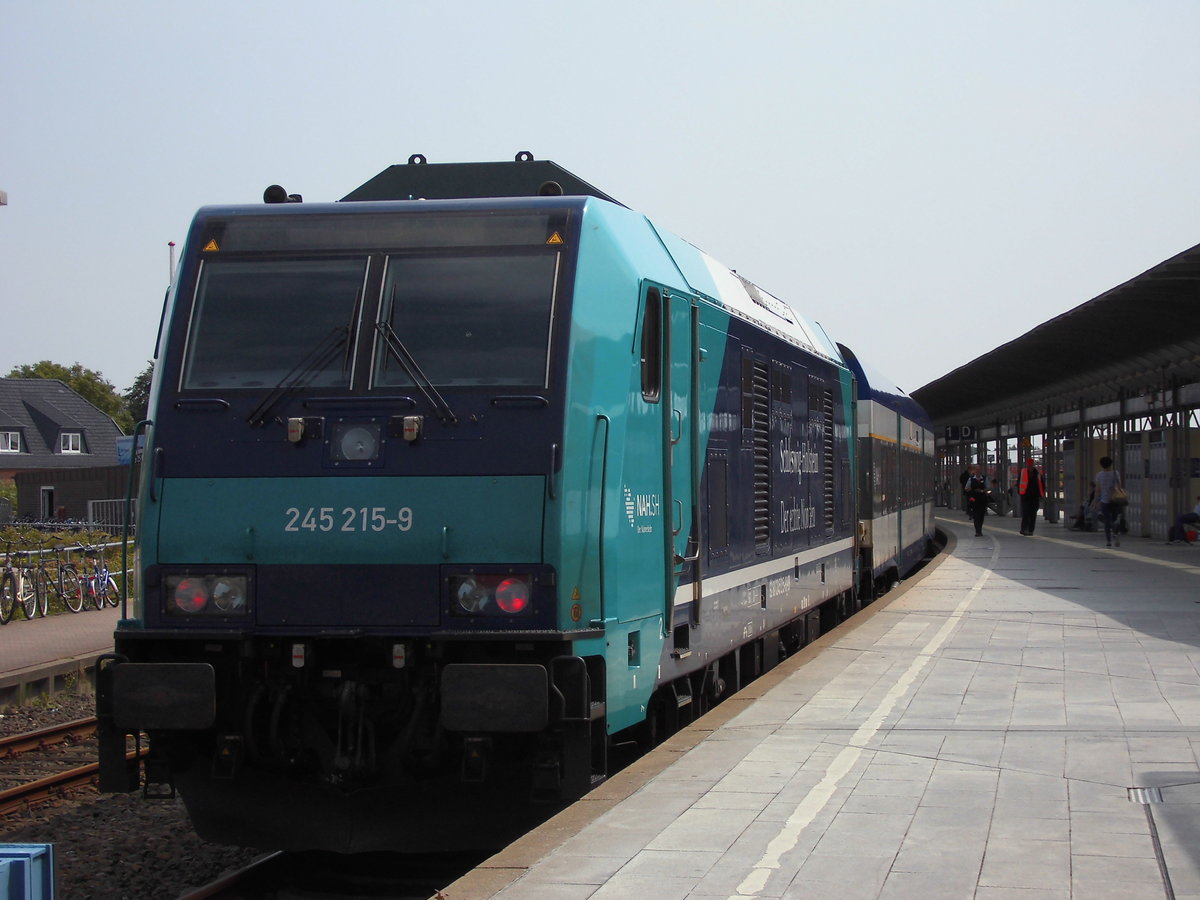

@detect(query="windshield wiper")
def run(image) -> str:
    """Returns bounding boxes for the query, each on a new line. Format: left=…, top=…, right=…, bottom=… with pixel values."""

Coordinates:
left=246, top=326, right=350, bottom=426
left=375, top=322, right=458, bottom=424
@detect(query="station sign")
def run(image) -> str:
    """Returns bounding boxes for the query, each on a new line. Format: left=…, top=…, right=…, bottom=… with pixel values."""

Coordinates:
left=943, top=425, right=975, bottom=442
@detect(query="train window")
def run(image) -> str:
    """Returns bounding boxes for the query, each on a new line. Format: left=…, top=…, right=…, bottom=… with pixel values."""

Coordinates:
left=375, top=252, right=558, bottom=388
left=217, top=210, right=567, bottom=252
left=182, top=259, right=366, bottom=390
left=641, top=288, right=662, bottom=402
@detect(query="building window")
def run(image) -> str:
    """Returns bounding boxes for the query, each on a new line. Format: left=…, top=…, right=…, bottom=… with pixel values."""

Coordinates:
left=60, top=432, right=83, bottom=453
left=0, top=432, right=20, bottom=452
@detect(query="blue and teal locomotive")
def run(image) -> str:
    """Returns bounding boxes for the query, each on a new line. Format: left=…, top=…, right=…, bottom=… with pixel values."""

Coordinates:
left=98, top=156, right=935, bottom=852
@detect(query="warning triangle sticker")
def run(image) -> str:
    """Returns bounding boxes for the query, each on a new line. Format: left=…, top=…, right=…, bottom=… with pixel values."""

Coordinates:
left=202, top=239, right=220, bottom=252
left=547, top=232, right=564, bottom=245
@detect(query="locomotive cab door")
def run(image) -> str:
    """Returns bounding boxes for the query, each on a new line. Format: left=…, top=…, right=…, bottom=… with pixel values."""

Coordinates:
left=664, top=288, right=701, bottom=629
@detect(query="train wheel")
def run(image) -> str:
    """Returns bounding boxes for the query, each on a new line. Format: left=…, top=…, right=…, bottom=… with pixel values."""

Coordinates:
left=639, top=690, right=671, bottom=751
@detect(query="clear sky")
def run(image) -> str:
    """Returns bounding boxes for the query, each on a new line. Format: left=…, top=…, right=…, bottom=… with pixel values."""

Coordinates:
left=2, top=1, right=1197, bottom=398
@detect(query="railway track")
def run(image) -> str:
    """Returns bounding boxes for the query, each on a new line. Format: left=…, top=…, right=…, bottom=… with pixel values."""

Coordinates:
left=0, top=716, right=136, bottom=818
left=0, top=717, right=97, bottom=756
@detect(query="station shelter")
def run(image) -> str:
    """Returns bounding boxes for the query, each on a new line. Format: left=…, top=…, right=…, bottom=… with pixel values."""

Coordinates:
left=913, top=241, right=1200, bottom=540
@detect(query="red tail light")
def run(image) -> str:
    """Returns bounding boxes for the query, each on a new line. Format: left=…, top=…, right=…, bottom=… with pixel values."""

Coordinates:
left=173, top=578, right=208, bottom=613
left=495, top=578, right=530, bottom=614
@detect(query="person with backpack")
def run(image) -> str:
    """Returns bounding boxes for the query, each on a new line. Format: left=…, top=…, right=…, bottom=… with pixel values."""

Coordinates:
left=963, top=464, right=990, bottom=537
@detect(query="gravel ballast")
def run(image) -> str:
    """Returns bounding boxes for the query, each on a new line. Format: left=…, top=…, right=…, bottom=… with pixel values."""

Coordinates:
left=1, top=690, right=261, bottom=899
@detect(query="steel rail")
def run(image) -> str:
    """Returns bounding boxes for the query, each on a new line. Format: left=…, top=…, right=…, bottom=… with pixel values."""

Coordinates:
left=0, top=759, right=102, bottom=817
left=176, top=852, right=285, bottom=900
left=0, top=717, right=97, bottom=757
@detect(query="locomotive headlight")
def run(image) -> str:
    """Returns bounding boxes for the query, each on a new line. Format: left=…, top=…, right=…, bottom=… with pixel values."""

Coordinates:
left=332, top=422, right=382, bottom=462
left=166, top=572, right=251, bottom=616
left=211, top=576, right=248, bottom=612
left=455, top=577, right=490, bottom=614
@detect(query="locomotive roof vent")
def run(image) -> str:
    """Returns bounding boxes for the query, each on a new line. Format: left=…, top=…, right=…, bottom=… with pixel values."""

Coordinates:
left=342, top=152, right=624, bottom=206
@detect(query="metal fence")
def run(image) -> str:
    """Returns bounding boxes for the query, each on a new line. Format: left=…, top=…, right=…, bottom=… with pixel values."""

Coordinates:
left=2, top=509, right=135, bottom=535
left=85, top=499, right=135, bottom=533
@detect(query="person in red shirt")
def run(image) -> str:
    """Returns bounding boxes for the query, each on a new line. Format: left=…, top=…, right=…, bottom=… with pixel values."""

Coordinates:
left=1018, top=458, right=1045, bottom=536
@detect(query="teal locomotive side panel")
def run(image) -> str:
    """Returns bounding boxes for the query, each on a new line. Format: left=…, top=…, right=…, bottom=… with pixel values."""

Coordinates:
left=548, top=200, right=731, bottom=734
left=548, top=203, right=669, bottom=732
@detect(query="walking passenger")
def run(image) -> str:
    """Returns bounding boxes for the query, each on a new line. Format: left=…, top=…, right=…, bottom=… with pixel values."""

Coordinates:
left=1094, top=456, right=1124, bottom=548
left=1018, top=458, right=1045, bottom=536
left=963, top=465, right=990, bottom=537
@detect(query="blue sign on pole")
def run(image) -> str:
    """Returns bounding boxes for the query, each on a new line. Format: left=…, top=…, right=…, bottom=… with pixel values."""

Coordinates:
left=116, top=434, right=146, bottom=466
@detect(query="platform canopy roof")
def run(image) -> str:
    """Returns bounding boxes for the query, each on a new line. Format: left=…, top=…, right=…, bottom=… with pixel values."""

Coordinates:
left=912, top=241, right=1200, bottom=427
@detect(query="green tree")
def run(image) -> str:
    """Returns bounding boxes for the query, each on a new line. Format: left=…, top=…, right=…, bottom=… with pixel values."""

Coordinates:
left=123, top=361, right=154, bottom=425
left=7, top=361, right=134, bottom=433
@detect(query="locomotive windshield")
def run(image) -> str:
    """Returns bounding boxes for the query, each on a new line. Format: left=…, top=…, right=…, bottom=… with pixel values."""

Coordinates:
left=183, top=259, right=365, bottom=390
left=178, top=209, right=568, bottom=392
left=376, top=253, right=558, bottom=388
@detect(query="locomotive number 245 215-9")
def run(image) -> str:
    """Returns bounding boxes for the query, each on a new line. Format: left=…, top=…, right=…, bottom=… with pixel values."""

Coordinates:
left=284, top=507, right=414, bottom=533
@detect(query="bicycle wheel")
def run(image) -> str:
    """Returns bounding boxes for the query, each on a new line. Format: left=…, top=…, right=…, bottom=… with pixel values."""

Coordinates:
left=18, top=568, right=39, bottom=620
left=86, top=576, right=103, bottom=611
left=0, top=571, right=15, bottom=624
left=103, top=575, right=121, bottom=608
left=61, top=565, right=85, bottom=613
left=34, top=567, right=50, bottom=616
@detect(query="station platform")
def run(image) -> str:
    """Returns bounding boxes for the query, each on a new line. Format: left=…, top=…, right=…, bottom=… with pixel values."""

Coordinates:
left=446, top=511, right=1200, bottom=900
left=0, top=602, right=121, bottom=706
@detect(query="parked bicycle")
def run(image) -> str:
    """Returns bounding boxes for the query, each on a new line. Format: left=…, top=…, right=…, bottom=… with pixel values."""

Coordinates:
left=0, top=540, right=42, bottom=623
left=35, top=541, right=84, bottom=614
left=80, top=545, right=120, bottom=610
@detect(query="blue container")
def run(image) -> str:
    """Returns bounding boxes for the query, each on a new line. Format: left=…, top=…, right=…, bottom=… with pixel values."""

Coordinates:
left=0, top=844, right=54, bottom=900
